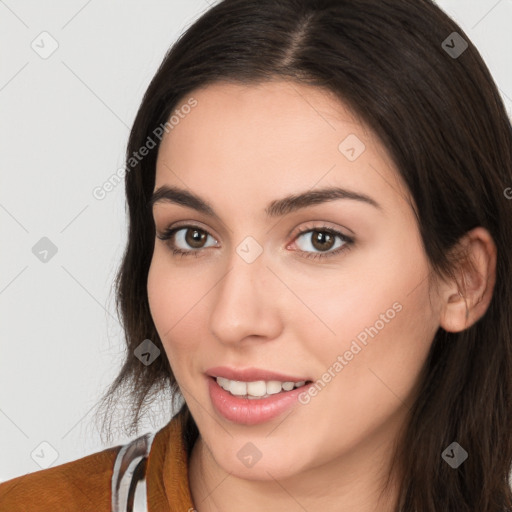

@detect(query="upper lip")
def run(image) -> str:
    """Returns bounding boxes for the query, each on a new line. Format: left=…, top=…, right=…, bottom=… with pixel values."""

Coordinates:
left=206, top=366, right=311, bottom=382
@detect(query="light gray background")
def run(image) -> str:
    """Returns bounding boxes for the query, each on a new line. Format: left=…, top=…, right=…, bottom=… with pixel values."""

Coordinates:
left=1, top=0, right=511, bottom=482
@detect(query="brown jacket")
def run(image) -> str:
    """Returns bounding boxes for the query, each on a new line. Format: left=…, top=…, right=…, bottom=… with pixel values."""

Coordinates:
left=0, top=414, right=195, bottom=511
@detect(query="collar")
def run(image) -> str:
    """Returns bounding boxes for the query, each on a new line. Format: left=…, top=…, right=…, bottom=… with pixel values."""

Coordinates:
left=146, top=413, right=195, bottom=512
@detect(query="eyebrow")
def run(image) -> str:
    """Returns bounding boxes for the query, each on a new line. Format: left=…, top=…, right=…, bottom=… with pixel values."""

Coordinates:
left=147, top=184, right=382, bottom=219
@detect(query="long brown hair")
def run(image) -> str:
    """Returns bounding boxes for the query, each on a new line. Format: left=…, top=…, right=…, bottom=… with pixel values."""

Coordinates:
left=92, top=1, right=512, bottom=509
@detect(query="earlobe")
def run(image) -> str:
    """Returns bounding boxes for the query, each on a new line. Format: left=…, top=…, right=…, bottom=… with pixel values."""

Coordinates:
left=439, top=289, right=470, bottom=333
left=438, top=227, right=497, bottom=333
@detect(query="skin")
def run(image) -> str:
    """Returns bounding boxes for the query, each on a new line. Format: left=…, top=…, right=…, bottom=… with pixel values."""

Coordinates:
left=147, top=80, right=496, bottom=512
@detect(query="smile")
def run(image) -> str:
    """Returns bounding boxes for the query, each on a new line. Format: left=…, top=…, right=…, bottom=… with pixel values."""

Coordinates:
left=207, top=376, right=313, bottom=425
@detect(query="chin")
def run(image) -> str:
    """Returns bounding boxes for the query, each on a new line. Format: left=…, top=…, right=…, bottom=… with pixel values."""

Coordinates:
left=205, top=435, right=312, bottom=482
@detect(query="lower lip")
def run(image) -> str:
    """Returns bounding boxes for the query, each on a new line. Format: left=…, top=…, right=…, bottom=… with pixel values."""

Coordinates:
left=207, top=376, right=311, bottom=426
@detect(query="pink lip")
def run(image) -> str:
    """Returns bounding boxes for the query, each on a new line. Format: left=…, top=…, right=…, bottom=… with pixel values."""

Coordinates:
left=205, top=366, right=311, bottom=382
left=207, top=376, right=313, bottom=426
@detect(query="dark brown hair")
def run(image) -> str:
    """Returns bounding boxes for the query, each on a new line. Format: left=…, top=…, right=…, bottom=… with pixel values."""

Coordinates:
left=92, top=0, right=512, bottom=509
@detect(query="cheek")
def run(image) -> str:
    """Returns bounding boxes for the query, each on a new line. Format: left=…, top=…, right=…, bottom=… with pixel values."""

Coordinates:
left=305, top=237, right=436, bottom=412
left=147, top=250, right=214, bottom=370
left=147, top=252, right=171, bottom=336
left=299, top=231, right=430, bottom=347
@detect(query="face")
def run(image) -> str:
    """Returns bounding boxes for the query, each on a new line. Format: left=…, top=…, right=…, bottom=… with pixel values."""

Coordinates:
left=147, top=80, right=442, bottom=481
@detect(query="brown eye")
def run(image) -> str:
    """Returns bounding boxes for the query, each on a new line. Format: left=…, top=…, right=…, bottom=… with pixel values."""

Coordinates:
left=184, top=227, right=208, bottom=248
left=310, top=231, right=336, bottom=251
left=292, top=226, right=354, bottom=260
left=156, top=224, right=218, bottom=256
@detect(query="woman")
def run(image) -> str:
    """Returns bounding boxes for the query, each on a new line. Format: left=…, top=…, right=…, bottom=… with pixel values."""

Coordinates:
left=1, top=0, right=511, bottom=510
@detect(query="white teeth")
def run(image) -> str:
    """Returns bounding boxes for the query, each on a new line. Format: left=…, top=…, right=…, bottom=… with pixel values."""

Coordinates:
left=266, top=381, right=283, bottom=395
left=217, top=377, right=230, bottom=391
left=247, top=380, right=267, bottom=397
left=215, top=377, right=308, bottom=398
left=229, top=380, right=247, bottom=396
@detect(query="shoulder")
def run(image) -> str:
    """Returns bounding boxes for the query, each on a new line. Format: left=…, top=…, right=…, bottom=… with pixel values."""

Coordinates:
left=0, top=443, right=123, bottom=512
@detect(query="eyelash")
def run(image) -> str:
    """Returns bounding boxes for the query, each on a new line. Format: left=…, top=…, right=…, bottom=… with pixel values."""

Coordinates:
left=156, top=224, right=354, bottom=260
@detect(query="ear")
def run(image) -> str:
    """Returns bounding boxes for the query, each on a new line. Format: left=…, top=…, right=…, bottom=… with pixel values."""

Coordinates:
left=438, top=227, right=497, bottom=333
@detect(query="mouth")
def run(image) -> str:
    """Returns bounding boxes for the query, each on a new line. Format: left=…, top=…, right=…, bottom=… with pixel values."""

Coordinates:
left=211, top=376, right=313, bottom=399
left=207, top=375, right=314, bottom=425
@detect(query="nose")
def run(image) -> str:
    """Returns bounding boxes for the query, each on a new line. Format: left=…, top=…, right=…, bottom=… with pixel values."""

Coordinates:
left=208, top=247, right=283, bottom=346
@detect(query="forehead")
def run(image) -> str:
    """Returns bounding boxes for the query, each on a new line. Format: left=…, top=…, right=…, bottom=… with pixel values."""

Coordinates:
left=154, top=80, right=411, bottom=213
left=165, top=80, right=365, bottom=150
